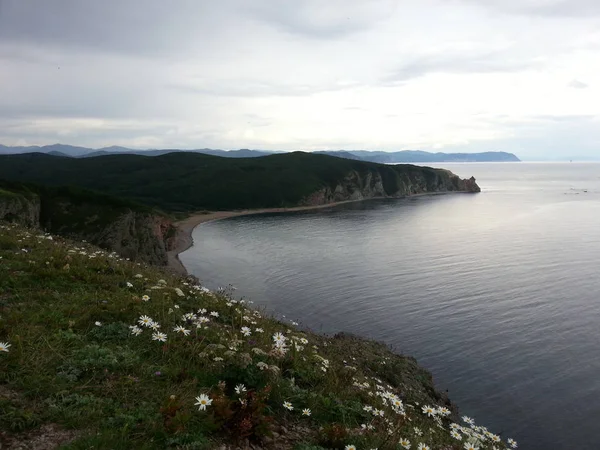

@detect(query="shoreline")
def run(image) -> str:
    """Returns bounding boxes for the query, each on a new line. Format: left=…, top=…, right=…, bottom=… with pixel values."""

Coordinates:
left=166, top=192, right=456, bottom=276
left=166, top=198, right=379, bottom=275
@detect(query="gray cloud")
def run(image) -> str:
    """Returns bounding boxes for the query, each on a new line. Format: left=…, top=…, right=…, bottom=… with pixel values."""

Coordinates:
left=0, top=0, right=227, bottom=56
left=381, top=50, right=544, bottom=84
left=247, top=0, right=397, bottom=39
left=0, top=0, right=599, bottom=159
left=168, top=78, right=363, bottom=98
left=568, top=79, right=589, bottom=89
left=461, top=0, right=600, bottom=17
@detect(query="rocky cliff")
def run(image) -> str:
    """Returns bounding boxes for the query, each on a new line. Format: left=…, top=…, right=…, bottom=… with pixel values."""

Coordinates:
left=0, top=183, right=176, bottom=266
left=0, top=189, right=41, bottom=227
left=300, top=166, right=480, bottom=206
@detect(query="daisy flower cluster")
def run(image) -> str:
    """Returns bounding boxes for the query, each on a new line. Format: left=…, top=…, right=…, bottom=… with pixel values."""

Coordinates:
left=0, top=222, right=519, bottom=450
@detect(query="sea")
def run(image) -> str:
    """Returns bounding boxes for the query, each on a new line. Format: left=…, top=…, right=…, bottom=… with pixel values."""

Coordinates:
left=180, top=162, right=600, bottom=450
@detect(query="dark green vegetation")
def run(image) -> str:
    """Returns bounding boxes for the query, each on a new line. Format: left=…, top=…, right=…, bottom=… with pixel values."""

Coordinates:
left=0, top=180, right=176, bottom=265
left=0, top=152, right=478, bottom=213
left=0, top=223, right=514, bottom=449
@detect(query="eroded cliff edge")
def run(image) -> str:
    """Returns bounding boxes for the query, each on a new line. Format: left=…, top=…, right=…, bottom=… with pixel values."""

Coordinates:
left=300, top=167, right=480, bottom=205
left=0, top=183, right=177, bottom=266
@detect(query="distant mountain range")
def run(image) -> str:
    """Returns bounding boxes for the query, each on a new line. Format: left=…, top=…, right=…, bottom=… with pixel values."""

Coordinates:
left=0, top=144, right=520, bottom=162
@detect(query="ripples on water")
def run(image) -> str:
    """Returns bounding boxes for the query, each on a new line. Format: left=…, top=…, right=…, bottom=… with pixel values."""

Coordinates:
left=181, top=163, right=600, bottom=450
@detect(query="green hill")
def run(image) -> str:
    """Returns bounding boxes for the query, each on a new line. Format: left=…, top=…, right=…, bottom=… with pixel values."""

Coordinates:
left=0, top=222, right=515, bottom=449
left=0, top=152, right=479, bottom=213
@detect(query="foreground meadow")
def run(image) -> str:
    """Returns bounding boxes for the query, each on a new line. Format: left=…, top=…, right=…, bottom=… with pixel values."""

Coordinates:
left=0, top=222, right=516, bottom=450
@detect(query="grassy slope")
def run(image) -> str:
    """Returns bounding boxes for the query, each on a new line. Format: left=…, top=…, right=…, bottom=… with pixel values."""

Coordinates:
left=0, top=222, right=515, bottom=450
left=0, top=152, right=455, bottom=213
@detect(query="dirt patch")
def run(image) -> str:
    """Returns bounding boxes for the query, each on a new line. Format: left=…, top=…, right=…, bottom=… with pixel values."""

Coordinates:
left=0, top=424, right=81, bottom=450
left=0, top=387, right=81, bottom=450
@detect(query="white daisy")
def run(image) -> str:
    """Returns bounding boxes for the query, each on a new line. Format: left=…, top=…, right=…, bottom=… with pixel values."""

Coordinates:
left=273, top=332, right=286, bottom=346
left=138, top=315, right=154, bottom=327
left=210, top=311, right=219, bottom=318
left=234, top=384, right=247, bottom=394
left=283, top=401, right=293, bottom=410
left=94, top=321, right=102, bottom=326
left=241, top=326, right=251, bottom=336
left=437, top=406, right=451, bottom=416
left=142, top=295, right=150, bottom=302
left=0, top=341, right=11, bottom=353
left=399, top=438, right=411, bottom=449
left=173, top=325, right=190, bottom=336
left=344, top=446, right=356, bottom=450
left=302, top=408, right=311, bottom=416
left=195, top=394, right=212, bottom=411
left=422, top=405, right=436, bottom=417
left=152, top=331, right=167, bottom=342
left=463, top=443, right=479, bottom=450
left=450, top=430, right=462, bottom=440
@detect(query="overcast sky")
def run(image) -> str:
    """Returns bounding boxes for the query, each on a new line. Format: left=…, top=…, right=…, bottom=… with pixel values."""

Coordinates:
left=1, top=0, right=600, bottom=160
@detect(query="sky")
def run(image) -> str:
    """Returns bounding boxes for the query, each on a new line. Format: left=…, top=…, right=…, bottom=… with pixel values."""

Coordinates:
left=1, top=0, right=600, bottom=160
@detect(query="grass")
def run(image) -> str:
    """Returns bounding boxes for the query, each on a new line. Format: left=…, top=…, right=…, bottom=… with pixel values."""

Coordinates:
left=0, top=222, right=515, bottom=449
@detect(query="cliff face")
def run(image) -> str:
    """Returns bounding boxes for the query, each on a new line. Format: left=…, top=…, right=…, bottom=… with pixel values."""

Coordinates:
left=300, top=167, right=480, bottom=206
left=71, top=211, right=178, bottom=266
left=0, top=190, right=41, bottom=227
left=0, top=187, right=176, bottom=266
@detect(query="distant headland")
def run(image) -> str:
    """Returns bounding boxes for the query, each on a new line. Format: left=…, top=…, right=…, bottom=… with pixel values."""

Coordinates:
left=0, top=143, right=520, bottom=163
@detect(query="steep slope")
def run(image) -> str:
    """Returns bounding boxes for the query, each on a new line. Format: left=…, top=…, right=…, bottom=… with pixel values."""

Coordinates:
left=0, top=181, right=176, bottom=265
left=0, top=152, right=480, bottom=212
left=0, top=222, right=517, bottom=449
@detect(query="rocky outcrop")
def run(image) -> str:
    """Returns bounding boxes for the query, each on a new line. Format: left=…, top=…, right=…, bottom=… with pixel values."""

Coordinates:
left=300, top=166, right=480, bottom=206
left=50, top=210, right=178, bottom=266
left=0, top=190, right=41, bottom=227
left=0, top=186, right=176, bottom=266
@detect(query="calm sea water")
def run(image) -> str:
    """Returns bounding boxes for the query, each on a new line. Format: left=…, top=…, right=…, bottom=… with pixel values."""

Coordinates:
left=180, top=162, right=600, bottom=450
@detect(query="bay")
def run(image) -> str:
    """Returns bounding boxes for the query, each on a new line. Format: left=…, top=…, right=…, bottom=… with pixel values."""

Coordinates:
left=180, top=162, right=600, bottom=449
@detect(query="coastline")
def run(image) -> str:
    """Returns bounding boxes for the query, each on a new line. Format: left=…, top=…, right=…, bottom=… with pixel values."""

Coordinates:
left=166, top=198, right=378, bottom=275
left=166, top=192, right=456, bottom=276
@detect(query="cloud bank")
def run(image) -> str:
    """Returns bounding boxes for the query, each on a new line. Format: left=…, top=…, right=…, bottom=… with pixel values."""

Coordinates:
left=1, top=0, right=599, bottom=159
